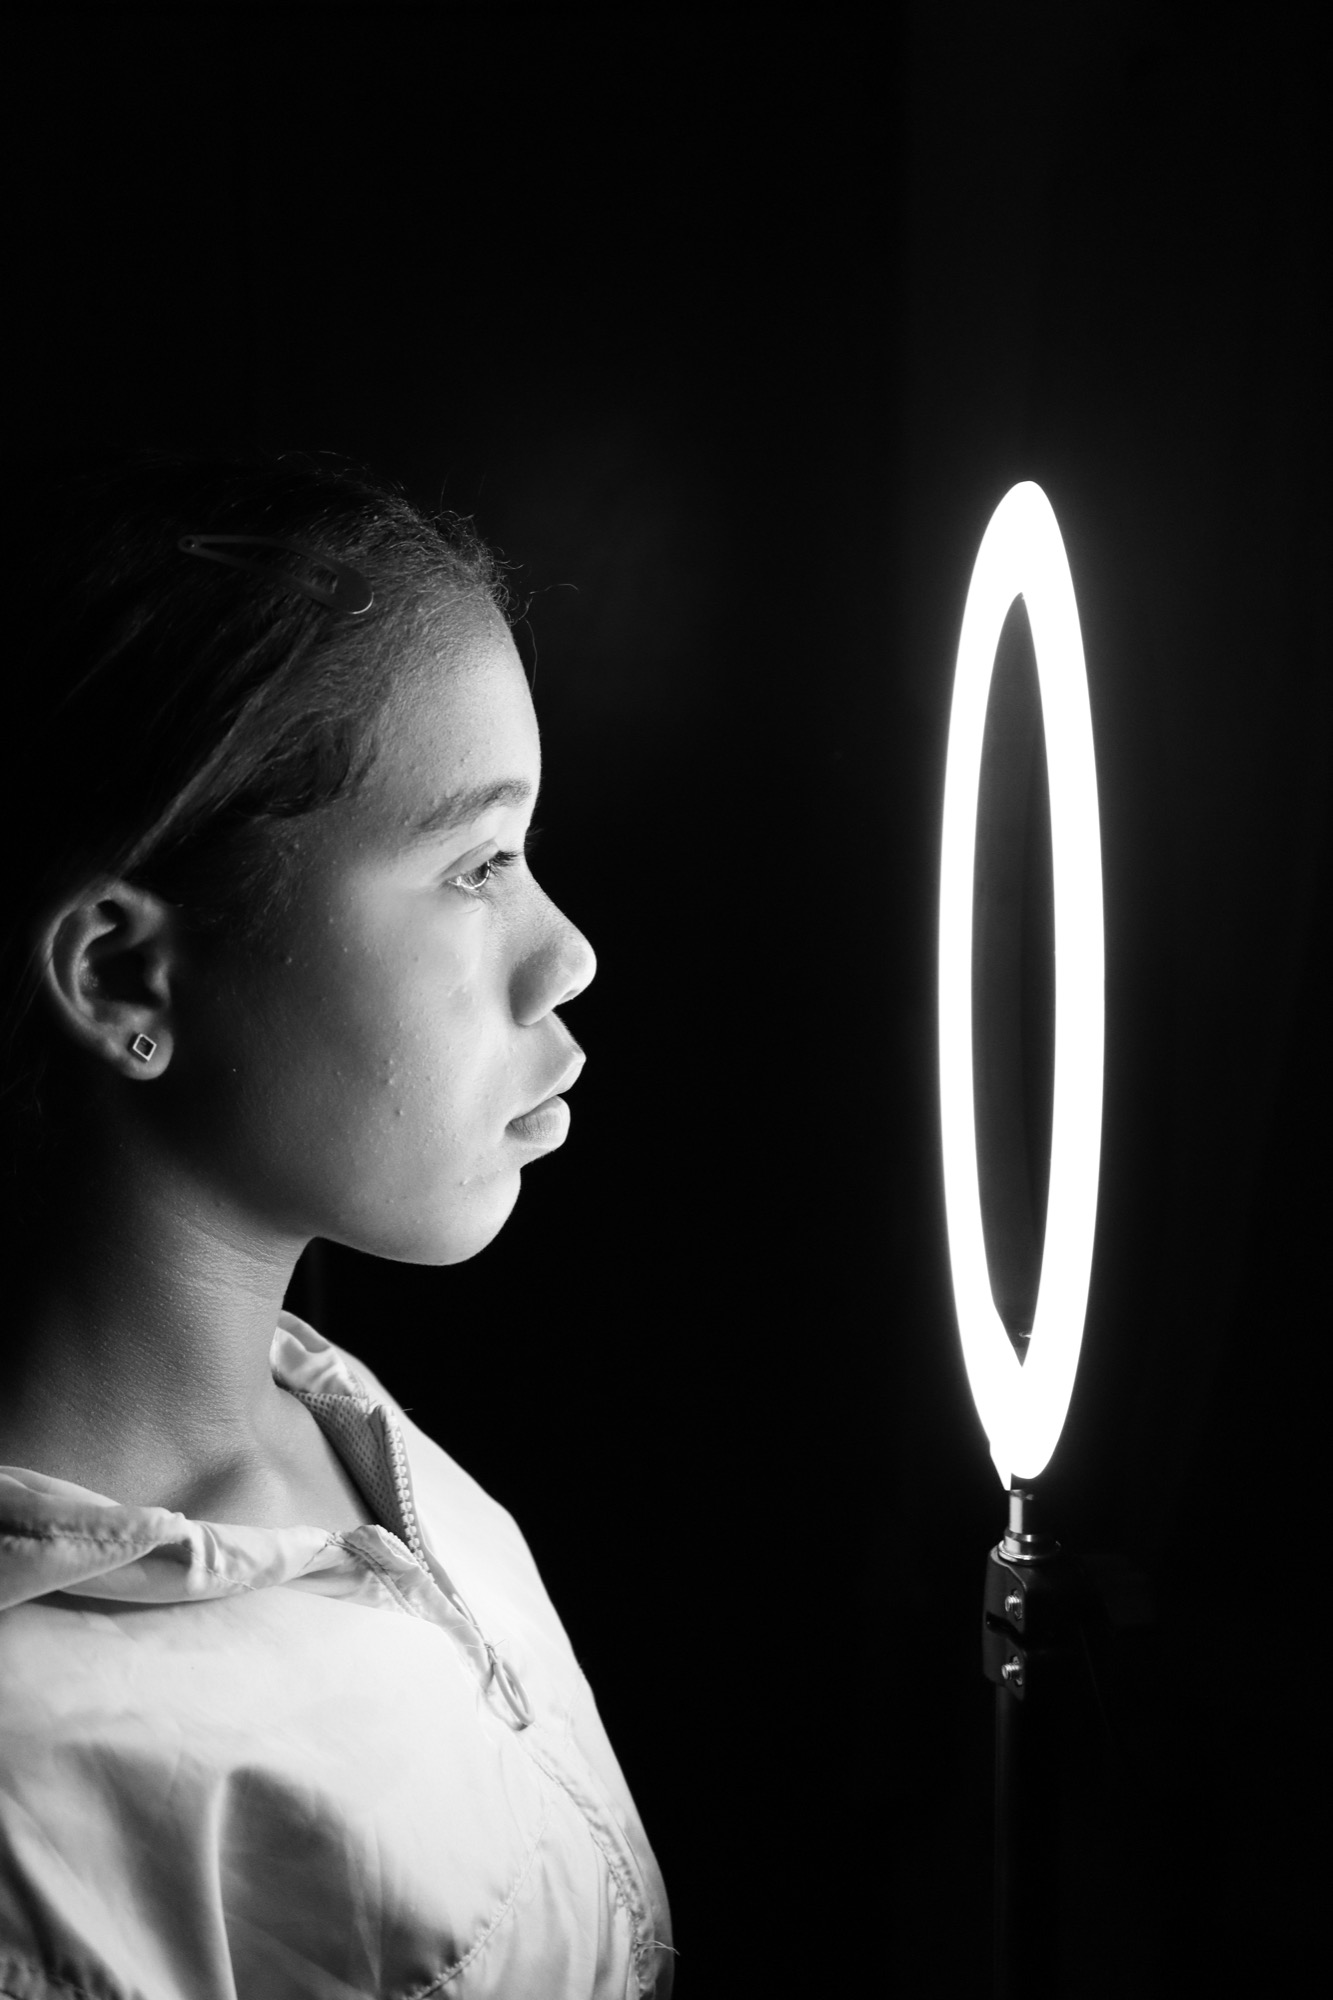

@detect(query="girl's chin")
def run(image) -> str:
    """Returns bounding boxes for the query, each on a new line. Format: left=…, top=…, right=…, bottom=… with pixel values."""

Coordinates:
left=377, top=1169, right=522, bottom=1268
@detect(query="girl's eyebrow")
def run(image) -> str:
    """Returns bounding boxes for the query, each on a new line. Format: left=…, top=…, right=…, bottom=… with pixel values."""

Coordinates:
left=406, top=779, right=535, bottom=845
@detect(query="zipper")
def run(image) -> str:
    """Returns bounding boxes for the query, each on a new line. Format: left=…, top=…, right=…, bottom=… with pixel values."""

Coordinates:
left=380, top=1413, right=429, bottom=1568
left=379, top=1407, right=533, bottom=1731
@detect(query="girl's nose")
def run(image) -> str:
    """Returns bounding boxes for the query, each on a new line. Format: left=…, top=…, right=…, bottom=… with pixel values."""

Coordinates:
left=511, top=908, right=597, bottom=1026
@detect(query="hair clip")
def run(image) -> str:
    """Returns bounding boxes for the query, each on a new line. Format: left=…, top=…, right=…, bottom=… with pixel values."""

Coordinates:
left=177, top=534, right=374, bottom=615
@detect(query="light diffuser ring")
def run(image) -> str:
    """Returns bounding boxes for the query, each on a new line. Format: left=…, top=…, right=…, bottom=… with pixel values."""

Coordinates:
left=938, top=482, right=1104, bottom=1486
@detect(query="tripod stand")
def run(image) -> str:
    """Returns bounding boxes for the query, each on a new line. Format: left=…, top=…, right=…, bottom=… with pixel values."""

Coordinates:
left=983, top=1483, right=1124, bottom=2000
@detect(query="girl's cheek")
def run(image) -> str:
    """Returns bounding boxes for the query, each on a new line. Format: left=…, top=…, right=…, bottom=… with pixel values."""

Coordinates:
left=427, top=901, right=491, bottom=999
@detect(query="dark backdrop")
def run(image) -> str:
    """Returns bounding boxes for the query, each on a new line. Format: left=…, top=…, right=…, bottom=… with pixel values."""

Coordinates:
left=7, top=7, right=1328, bottom=1994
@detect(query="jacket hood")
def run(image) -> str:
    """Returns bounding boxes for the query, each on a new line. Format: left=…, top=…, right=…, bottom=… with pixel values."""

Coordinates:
left=0, top=1316, right=380, bottom=1613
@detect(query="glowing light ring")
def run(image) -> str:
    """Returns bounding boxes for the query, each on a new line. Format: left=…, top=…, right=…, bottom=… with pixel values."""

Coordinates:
left=939, top=482, right=1104, bottom=1486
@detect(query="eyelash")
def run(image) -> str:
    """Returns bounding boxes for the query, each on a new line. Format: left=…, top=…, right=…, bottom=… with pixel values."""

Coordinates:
left=445, top=826, right=543, bottom=899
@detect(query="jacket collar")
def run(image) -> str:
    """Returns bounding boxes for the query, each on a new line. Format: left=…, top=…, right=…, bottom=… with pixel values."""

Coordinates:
left=0, top=1315, right=395, bottom=1613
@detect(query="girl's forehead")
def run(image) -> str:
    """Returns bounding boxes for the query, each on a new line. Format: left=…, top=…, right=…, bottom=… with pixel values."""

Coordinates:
left=370, top=615, right=539, bottom=825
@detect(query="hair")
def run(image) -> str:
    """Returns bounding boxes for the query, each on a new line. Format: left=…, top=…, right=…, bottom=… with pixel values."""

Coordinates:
left=0, top=445, right=510, bottom=1185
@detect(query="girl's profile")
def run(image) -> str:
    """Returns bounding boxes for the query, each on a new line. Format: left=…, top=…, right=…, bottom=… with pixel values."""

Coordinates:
left=0, top=450, right=673, bottom=1997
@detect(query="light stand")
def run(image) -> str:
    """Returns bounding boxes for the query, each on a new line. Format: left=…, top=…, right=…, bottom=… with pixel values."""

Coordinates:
left=982, top=1483, right=1090, bottom=1999
left=936, top=484, right=1108, bottom=1999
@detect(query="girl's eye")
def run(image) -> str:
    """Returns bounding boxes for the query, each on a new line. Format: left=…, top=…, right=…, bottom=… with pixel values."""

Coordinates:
left=445, top=828, right=542, bottom=899
left=448, top=854, right=512, bottom=896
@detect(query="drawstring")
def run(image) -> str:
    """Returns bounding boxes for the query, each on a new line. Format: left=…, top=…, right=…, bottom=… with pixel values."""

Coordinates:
left=485, top=1639, right=536, bottom=1730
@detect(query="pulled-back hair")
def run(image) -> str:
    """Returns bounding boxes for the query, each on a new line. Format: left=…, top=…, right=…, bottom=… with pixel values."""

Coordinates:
left=1, top=446, right=509, bottom=1179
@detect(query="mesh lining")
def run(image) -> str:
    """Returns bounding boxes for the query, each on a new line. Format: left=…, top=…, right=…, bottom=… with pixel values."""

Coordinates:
left=293, top=1391, right=413, bottom=1552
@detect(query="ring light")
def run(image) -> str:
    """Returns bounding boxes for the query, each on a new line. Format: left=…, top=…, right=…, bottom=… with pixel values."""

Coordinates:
left=938, top=482, right=1104, bottom=1487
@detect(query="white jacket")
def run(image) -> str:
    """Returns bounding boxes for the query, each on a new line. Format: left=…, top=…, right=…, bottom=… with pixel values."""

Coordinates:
left=0, top=1314, right=673, bottom=1999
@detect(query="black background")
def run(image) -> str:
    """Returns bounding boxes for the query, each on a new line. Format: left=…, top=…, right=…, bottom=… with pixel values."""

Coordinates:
left=6, top=6, right=1328, bottom=1993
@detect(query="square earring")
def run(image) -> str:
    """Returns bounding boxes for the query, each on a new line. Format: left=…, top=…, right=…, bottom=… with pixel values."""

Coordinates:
left=129, top=1033, right=158, bottom=1063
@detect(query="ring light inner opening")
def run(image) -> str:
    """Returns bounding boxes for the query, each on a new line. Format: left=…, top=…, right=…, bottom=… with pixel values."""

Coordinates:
left=972, top=596, right=1056, bottom=1354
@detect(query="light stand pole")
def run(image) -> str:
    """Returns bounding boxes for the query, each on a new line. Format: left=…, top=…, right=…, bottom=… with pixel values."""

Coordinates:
left=982, top=1483, right=1090, bottom=2000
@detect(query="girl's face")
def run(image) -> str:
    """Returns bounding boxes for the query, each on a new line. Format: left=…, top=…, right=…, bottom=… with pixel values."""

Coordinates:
left=173, top=604, right=595, bottom=1265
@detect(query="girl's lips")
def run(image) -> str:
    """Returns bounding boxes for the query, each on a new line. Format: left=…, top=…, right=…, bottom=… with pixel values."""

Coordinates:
left=505, top=1096, right=571, bottom=1147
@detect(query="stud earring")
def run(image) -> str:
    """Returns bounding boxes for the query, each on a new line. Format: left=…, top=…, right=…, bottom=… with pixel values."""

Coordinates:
left=129, top=1033, right=158, bottom=1064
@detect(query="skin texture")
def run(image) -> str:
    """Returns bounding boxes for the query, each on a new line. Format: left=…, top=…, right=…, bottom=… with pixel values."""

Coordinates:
left=0, top=604, right=595, bottom=1530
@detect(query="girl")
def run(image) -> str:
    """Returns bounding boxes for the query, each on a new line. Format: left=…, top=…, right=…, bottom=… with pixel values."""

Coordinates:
left=0, top=451, right=673, bottom=1998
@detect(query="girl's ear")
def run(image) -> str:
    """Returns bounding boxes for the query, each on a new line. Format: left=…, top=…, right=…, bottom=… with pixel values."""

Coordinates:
left=37, top=881, right=181, bottom=1078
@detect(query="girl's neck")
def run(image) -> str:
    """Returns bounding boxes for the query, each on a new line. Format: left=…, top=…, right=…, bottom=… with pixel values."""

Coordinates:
left=0, top=1142, right=307, bottom=1514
